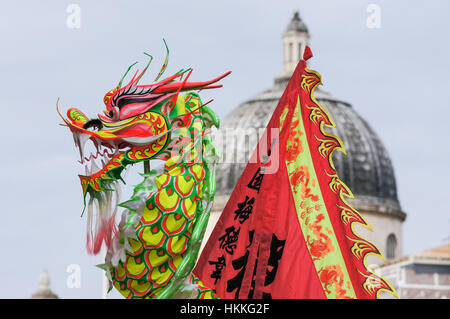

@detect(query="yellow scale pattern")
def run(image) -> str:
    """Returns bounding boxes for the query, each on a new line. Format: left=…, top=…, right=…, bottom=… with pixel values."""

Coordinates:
left=110, top=157, right=207, bottom=299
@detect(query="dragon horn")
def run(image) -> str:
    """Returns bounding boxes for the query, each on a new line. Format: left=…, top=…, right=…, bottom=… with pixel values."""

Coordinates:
left=134, top=52, right=153, bottom=85
left=118, top=53, right=154, bottom=89
left=154, top=39, right=170, bottom=82
left=151, top=71, right=231, bottom=94
left=118, top=61, right=139, bottom=88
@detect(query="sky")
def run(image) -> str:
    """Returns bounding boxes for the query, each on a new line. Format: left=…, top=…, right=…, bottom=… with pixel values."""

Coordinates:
left=0, top=0, right=449, bottom=298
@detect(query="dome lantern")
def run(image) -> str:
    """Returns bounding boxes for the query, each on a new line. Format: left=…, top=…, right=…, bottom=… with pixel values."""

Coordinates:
left=280, top=11, right=310, bottom=78
left=31, top=270, right=58, bottom=299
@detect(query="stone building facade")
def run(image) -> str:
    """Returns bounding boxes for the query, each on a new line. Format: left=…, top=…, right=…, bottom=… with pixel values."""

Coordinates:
left=375, top=243, right=450, bottom=299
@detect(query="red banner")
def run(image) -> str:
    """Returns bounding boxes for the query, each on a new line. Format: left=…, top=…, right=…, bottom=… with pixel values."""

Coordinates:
left=194, top=47, right=396, bottom=299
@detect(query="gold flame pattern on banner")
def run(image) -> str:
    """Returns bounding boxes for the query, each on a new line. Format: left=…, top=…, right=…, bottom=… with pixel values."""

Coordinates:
left=300, top=69, right=397, bottom=299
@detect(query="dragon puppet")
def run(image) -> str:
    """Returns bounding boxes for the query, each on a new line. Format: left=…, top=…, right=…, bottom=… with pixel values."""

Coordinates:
left=58, top=44, right=230, bottom=299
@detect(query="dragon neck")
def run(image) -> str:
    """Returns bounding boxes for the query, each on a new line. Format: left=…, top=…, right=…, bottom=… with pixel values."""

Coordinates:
left=104, top=93, right=220, bottom=299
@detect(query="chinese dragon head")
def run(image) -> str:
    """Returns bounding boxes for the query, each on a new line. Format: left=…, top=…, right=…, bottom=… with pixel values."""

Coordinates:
left=59, top=44, right=230, bottom=298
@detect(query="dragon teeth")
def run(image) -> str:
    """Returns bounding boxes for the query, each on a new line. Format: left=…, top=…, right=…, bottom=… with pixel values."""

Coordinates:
left=73, top=132, right=91, bottom=163
left=93, top=138, right=101, bottom=153
left=74, top=133, right=116, bottom=172
left=72, top=133, right=78, bottom=147
left=91, top=160, right=100, bottom=174
left=79, top=133, right=90, bottom=160
left=73, top=133, right=83, bottom=161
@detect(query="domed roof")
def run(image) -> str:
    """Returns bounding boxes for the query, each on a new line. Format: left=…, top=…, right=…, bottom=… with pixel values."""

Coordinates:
left=285, top=11, right=308, bottom=33
left=31, top=270, right=58, bottom=299
left=215, top=76, right=406, bottom=220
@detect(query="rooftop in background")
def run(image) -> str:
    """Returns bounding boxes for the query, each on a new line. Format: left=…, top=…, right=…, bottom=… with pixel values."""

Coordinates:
left=31, top=270, right=58, bottom=299
left=285, top=11, right=308, bottom=33
left=380, top=243, right=450, bottom=268
left=376, top=243, right=450, bottom=299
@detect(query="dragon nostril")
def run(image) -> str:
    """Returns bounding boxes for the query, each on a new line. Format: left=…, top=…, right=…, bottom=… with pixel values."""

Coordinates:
left=83, top=119, right=103, bottom=131
left=109, top=110, right=114, bottom=118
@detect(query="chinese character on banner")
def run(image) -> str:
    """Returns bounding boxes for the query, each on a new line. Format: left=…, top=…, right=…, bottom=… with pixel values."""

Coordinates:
left=218, top=226, right=240, bottom=255
left=234, top=196, right=255, bottom=224
left=247, top=140, right=275, bottom=192
left=227, top=231, right=285, bottom=299
left=209, top=255, right=226, bottom=284
left=247, top=168, right=264, bottom=192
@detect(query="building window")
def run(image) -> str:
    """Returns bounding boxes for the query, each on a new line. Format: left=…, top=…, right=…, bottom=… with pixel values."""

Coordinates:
left=386, top=234, right=397, bottom=259
left=289, top=43, right=293, bottom=62
left=298, top=43, right=303, bottom=61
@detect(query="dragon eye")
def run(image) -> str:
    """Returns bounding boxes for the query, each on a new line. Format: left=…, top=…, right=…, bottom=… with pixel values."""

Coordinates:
left=83, top=119, right=103, bottom=131
left=110, top=107, right=120, bottom=120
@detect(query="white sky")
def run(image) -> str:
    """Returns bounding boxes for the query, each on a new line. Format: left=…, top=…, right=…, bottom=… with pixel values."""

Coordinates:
left=0, top=0, right=449, bottom=298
